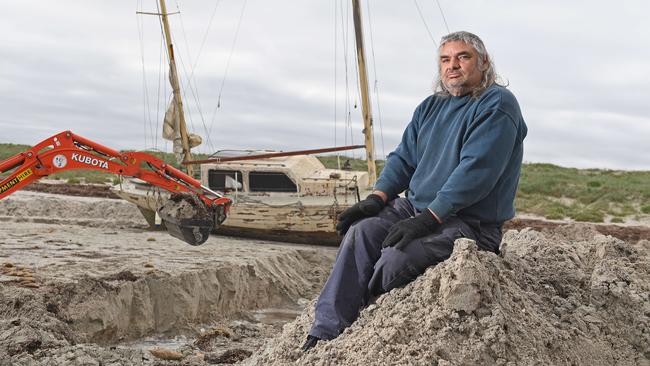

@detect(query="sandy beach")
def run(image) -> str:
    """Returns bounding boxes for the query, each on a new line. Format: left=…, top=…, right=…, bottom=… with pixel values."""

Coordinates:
left=1, top=189, right=649, bottom=365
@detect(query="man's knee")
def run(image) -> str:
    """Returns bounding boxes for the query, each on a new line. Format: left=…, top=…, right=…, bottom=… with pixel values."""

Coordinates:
left=349, top=216, right=386, bottom=234
left=374, top=247, right=414, bottom=276
left=370, top=245, right=429, bottom=295
left=344, top=217, right=388, bottom=245
left=336, top=216, right=390, bottom=265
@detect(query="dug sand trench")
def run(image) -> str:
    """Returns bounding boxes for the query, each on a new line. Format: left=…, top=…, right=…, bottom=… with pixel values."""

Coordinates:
left=0, top=190, right=145, bottom=229
left=248, top=225, right=650, bottom=365
left=0, top=191, right=336, bottom=365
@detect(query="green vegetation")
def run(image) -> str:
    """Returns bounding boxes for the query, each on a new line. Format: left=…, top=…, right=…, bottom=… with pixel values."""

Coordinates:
left=319, top=158, right=650, bottom=224
left=0, top=143, right=32, bottom=162
left=3, top=143, right=649, bottom=223
left=318, top=155, right=385, bottom=174
left=516, top=163, right=650, bottom=222
left=642, top=204, right=650, bottom=214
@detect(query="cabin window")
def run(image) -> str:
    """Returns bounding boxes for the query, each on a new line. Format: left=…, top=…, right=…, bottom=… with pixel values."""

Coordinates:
left=249, top=172, right=297, bottom=192
left=208, top=169, right=243, bottom=192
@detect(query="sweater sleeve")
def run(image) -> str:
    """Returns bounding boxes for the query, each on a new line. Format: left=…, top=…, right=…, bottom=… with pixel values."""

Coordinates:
left=373, top=107, right=421, bottom=199
left=427, top=105, right=519, bottom=221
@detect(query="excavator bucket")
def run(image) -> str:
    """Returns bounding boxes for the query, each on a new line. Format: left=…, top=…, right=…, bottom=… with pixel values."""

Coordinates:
left=157, top=193, right=215, bottom=246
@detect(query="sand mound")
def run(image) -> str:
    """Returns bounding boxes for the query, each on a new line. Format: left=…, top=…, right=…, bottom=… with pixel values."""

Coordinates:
left=247, top=225, right=650, bottom=365
left=0, top=191, right=144, bottom=228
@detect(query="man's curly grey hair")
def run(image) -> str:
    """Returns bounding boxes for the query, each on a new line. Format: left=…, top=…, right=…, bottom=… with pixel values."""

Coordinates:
left=434, top=31, right=503, bottom=98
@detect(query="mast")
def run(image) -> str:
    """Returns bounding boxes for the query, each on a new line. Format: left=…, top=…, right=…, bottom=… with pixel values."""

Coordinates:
left=158, top=0, right=194, bottom=176
left=351, top=0, right=377, bottom=186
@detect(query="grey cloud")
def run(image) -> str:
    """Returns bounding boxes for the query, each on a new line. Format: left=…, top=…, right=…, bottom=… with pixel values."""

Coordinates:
left=1, top=1, right=649, bottom=171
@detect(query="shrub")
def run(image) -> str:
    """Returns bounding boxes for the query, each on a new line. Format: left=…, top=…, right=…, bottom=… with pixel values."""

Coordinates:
left=572, top=211, right=604, bottom=223
left=544, top=212, right=565, bottom=220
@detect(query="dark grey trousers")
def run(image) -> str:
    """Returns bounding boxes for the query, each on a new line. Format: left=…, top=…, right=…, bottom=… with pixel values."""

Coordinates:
left=309, top=198, right=502, bottom=340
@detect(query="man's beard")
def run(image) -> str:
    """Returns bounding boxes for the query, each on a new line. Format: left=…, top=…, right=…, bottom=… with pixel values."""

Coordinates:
left=443, top=78, right=469, bottom=96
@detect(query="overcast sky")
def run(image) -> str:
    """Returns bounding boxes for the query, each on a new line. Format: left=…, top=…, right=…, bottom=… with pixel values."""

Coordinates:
left=1, top=1, right=649, bottom=170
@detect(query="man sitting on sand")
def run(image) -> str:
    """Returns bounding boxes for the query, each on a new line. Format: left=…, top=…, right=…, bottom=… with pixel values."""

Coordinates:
left=303, top=31, right=528, bottom=351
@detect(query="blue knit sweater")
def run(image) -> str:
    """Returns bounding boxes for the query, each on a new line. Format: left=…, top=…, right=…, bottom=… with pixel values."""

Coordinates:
left=374, top=84, right=527, bottom=224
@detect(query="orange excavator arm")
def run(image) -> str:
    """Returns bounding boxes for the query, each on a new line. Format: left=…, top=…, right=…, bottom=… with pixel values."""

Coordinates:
left=0, top=130, right=231, bottom=245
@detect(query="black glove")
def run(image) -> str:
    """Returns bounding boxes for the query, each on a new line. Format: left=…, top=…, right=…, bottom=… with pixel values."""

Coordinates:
left=382, top=209, right=440, bottom=250
left=336, top=194, right=385, bottom=235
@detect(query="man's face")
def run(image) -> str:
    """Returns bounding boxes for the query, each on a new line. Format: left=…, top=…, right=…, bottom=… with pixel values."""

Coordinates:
left=439, top=40, right=486, bottom=96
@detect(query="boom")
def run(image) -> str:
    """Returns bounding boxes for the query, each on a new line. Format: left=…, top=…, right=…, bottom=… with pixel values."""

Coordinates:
left=0, top=130, right=231, bottom=245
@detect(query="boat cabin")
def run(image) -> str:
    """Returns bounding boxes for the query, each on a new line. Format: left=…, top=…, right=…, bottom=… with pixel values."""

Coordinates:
left=199, top=151, right=370, bottom=198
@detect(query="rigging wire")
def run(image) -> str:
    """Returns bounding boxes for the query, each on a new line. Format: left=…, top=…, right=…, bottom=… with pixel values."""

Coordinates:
left=173, top=0, right=217, bottom=153
left=413, top=0, right=438, bottom=47
left=350, top=1, right=365, bottom=160
left=210, top=0, right=248, bottom=116
left=185, top=0, right=222, bottom=153
left=181, top=0, right=222, bottom=94
left=136, top=0, right=147, bottom=148
left=339, top=0, right=355, bottom=157
left=161, top=34, right=169, bottom=153
left=333, top=0, right=340, bottom=170
left=350, top=2, right=362, bottom=115
left=172, top=1, right=199, bottom=135
left=156, top=0, right=173, bottom=153
left=435, top=0, right=451, bottom=33
left=364, top=0, right=386, bottom=159
left=136, top=0, right=155, bottom=150
left=154, top=22, right=165, bottom=151
left=340, top=0, right=348, bottom=151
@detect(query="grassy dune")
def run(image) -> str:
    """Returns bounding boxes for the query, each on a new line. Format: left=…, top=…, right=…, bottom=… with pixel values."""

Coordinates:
left=320, top=159, right=650, bottom=223
left=517, top=163, right=650, bottom=223
left=2, top=144, right=649, bottom=223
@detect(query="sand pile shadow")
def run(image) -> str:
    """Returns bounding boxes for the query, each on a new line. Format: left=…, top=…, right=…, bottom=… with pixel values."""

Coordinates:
left=247, top=225, right=650, bottom=365
left=0, top=248, right=333, bottom=364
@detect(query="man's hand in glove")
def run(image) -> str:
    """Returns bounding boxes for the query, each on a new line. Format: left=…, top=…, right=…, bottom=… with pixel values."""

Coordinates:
left=382, top=209, right=441, bottom=250
left=336, top=193, right=386, bottom=235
